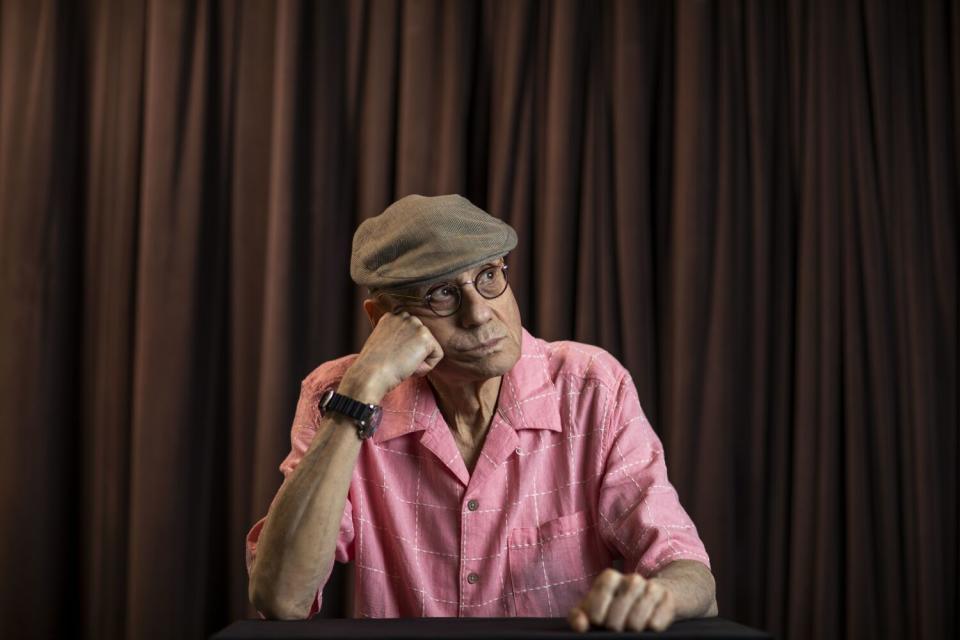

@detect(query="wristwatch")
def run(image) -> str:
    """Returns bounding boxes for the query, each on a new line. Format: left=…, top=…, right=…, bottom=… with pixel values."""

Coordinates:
left=318, top=388, right=383, bottom=439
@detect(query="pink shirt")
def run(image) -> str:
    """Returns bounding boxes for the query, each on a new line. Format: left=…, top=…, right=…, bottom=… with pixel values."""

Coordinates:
left=246, top=328, right=710, bottom=618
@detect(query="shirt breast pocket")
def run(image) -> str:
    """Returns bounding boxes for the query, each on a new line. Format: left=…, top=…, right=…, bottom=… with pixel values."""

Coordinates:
left=508, top=510, right=611, bottom=616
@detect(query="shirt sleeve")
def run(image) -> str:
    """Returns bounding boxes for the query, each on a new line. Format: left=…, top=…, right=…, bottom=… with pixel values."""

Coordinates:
left=597, top=374, right=710, bottom=577
left=245, top=377, right=356, bottom=618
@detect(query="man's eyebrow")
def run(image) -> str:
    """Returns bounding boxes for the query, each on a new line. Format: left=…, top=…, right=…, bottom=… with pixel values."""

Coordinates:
left=397, top=260, right=506, bottom=297
left=453, top=261, right=503, bottom=283
left=473, top=259, right=505, bottom=273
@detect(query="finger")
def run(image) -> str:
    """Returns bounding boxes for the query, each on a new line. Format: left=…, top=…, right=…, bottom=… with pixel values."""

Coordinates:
left=413, top=356, right=439, bottom=377
left=603, top=573, right=647, bottom=632
left=582, top=569, right=622, bottom=627
left=411, top=327, right=444, bottom=376
left=567, top=606, right=590, bottom=633
left=424, top=337, right=444, bottom=366
left=370, top=309, right=391, bottom=327
left=626, top=580, right=665, bottom=632
left=648, top=590, right=676, bottom=632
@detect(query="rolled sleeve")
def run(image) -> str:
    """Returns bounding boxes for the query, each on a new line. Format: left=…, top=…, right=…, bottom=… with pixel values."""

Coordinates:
left=597, top=375, right=710, bottom=576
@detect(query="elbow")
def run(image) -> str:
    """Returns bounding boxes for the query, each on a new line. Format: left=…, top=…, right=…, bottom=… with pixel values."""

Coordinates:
left=248, top=575, right=312, bottom=620
left=704, top=570, right=718, bottom=617
left=264, top=603, right=312, bottom=621
left=706, top=597, right=719, bottom=617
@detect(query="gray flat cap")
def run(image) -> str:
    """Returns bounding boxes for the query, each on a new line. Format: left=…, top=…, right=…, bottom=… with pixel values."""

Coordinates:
left=351, top=194, right=517, bottom=290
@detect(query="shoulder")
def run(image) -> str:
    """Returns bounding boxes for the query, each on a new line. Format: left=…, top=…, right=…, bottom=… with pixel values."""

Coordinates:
left=535, top=335, right=628, bottom=392
left=300, top=353, right=361, bottom=395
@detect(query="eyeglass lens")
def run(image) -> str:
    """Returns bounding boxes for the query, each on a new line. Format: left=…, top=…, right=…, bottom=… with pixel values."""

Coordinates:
left=427, top=265, right=508, bottom=316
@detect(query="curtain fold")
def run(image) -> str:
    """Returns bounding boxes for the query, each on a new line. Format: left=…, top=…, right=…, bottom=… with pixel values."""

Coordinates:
left=0, top=1, right=956, bottom=639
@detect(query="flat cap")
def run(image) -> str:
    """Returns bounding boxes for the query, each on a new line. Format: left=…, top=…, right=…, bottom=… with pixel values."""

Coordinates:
left=351, top=194, right=517, bottom=290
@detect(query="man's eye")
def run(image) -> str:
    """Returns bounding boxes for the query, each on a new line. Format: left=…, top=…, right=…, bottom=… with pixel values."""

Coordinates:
left=432, top=286, right=457, bottom=300
left=480, top=268, right=496, bottom=280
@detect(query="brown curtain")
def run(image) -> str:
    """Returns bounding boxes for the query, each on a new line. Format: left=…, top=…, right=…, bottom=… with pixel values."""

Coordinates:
left=0, top=1, right=956, bottom=639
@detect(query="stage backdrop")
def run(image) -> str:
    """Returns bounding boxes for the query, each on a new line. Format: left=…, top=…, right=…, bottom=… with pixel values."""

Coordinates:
left=0, top=1, right=956, bottom=639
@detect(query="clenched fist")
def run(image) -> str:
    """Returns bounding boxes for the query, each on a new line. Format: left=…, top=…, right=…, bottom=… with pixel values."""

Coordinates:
left=340, top=310, right=444, bottom=403
left=568, top=568, right=677, bottom=633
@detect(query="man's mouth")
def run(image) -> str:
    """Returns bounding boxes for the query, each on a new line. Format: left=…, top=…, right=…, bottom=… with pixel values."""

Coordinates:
left=460, top=336, right=505, bottom=353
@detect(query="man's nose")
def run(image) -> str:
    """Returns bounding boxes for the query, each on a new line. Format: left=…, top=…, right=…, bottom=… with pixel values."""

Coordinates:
left=457, top=284, right=493, bottom=327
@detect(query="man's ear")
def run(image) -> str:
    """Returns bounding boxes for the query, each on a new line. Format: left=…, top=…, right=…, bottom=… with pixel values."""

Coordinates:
left=363, top=298, right=387, bottom=328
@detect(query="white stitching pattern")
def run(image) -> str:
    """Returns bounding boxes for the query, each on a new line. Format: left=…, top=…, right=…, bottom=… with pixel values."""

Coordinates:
left=287, top=333, right=708, bottom=617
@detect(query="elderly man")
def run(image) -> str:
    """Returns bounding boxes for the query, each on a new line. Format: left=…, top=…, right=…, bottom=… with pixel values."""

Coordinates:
left=246, top=195, right=717, bottom=632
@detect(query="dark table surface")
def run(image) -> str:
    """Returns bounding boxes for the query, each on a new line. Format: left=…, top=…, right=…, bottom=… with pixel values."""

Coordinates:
left=210, top=617, right=772, bottom=640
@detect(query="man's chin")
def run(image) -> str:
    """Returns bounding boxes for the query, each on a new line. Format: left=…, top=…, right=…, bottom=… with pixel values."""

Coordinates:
left=441, top=344, right=520, bottom=381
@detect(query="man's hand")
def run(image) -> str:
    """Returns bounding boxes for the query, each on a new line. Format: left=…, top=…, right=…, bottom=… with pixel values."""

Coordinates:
left=341, top=310, right=444, bottom=402
left=568, top=569, right=677, bottom=633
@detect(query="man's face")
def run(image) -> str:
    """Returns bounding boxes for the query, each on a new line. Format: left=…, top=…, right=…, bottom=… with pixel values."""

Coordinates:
left=378, top=260, right=523, bottom=383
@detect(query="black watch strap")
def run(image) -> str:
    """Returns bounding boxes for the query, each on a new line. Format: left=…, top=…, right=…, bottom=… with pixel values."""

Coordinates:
left=326, top=392, right=368, bottom=421
left=319, top=388, right=382, bottom=439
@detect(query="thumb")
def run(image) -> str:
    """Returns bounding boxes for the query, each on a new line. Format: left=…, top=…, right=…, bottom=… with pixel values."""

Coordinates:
left=568, top=606, right=590, bottom=633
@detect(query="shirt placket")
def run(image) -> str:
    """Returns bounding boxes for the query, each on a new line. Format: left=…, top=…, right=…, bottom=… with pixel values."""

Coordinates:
left=459, top=493, right=477, bottom=616
left=458, top=416, right=520, bottom=615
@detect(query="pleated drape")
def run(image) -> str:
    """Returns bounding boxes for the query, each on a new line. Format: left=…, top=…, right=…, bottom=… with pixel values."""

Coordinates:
left=0, top=1, right=956, bottom=639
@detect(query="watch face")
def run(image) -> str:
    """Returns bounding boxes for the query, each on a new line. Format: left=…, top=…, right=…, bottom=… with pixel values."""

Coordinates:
left=356, top=404, right=383, bottom=439
left=367, top=405, right=383, bottom=431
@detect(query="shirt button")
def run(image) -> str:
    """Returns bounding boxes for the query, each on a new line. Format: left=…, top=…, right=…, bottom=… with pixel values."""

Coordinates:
left=467, top=499, right=479, bottom=511
left=467, top=572, right=480, bottom=584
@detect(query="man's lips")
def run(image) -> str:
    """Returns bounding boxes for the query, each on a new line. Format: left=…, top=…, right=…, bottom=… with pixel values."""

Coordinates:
left=459, top=336, right=505, bottom=352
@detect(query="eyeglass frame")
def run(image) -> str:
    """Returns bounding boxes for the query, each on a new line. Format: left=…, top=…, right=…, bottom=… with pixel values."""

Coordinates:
left=376, top=262, right=510, bottom=317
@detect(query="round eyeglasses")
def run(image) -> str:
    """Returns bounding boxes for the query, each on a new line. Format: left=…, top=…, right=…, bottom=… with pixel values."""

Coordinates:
left=382, top=263, right=510, bottom=317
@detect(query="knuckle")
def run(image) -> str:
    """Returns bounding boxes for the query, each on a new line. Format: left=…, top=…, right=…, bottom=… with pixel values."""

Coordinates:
left=597, top=578, right=616, bottom=592
left=624, top=573, right=644, bottom=589
left=600, top=568, right=621, bottom=585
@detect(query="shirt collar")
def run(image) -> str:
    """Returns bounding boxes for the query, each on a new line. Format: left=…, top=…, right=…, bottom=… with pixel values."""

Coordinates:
left=371, top=327, right=561, bottom=444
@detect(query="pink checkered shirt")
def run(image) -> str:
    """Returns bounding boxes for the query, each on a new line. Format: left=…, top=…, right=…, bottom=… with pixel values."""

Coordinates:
left=246, top=328, right=710, bottom=618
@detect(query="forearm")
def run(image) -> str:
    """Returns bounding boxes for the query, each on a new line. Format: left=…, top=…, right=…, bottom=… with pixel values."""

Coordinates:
left=652, top=560, right=718, bottom=618
left=248, top=377, right=380, bottom=619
